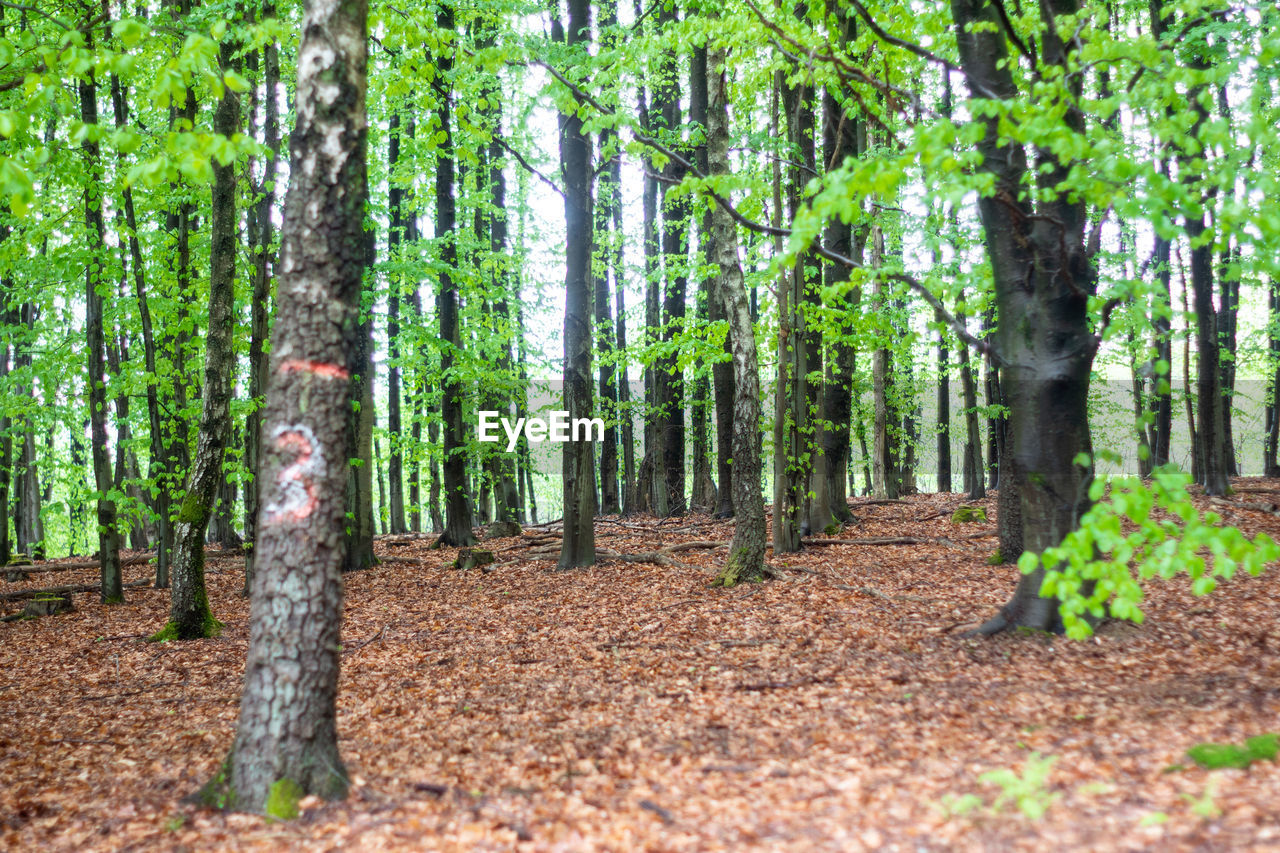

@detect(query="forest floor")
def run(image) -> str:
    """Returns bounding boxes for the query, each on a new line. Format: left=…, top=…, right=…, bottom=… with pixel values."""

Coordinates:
left=2, top=482, right=1280, bottom=851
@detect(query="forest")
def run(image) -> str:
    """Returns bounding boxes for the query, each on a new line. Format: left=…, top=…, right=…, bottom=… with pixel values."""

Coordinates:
left=1, top=0, right=1280, bottom=848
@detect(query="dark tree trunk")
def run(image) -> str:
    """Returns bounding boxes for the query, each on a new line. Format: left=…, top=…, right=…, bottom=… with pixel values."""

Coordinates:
left=594, top=124, right=620, bottom=516
left=655, top=1, right=687, bottom=517
left=820, top=78, right=862, bottom=523
left=556, top=0, right=597, bottom=569
left=951, top=0, right=1098, bottom=635
left=212, top=0, right=366, bottom=811
left=80, top=66, right=122, bottom=603
left=637, top=36, right=663, bottom=517
left=435, top=4, right=475, bottom=547
left=386, top=112, right=409, bottom=535
left=110, top=73, right=171, bottom=587
left=345, top=263, right=377, bottom=572
left=243, top=20, right=280, bottom=593
left=1267, top=275, right=1280, bottom=477
left=159, top=40, right=241, bottom=639
left=937, top=317, right=952, bottom=493
left=0, top=301, right=10, bottom=567
left=706, top=45, right=767, bottom=587
left=488, top=142, right=522, bottom=525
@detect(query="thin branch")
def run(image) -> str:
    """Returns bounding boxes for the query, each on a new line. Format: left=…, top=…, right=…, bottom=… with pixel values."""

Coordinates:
left=992, top=0, right=1037, bottom=66
left=492, top=132, right=564, bottom=199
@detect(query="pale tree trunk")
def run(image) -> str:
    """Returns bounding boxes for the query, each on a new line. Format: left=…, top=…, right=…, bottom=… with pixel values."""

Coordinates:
left=210, top=0, right=367, bottom=811
left=706, top=45, right=766, bottom=587
left=159, top=40, right=240, bottom=639
left=556, top=0, right=597, bottom=569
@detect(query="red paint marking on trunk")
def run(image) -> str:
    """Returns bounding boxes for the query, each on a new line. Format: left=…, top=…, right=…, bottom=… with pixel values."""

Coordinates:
left=280, top=359, right=350, bottom=380
left=264, top=424, right=324, bottom=524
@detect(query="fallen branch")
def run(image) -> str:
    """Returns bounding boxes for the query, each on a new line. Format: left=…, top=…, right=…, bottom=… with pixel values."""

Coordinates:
left=805, top=536, right=958, bottom=547
left=0, top=577, right=151, bottom=603
left=834, top=584, right=940, bottom=604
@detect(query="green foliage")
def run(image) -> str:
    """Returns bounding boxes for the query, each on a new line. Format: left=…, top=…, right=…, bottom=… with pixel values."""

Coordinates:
left=1186, top=734, right=1279, bottom=770
left=978, top=753, right=1060, bottom=820
left=1020, top=466, right=1280, bottom=639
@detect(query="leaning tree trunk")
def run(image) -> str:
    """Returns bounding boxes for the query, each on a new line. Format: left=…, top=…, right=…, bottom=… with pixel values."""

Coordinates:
left=156, top=41, right=241, bottom=640
left=556, top=0, right=597, bottom=569
left=80, top=65, right=122, bottom=604
left=706, top=45, right=767, bottom=587
left=208, top=0, right=367, bottom=812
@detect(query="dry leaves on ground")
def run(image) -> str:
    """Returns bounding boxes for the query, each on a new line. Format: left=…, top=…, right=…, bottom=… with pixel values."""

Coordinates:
left=2, top=481, right=1279, bottom=851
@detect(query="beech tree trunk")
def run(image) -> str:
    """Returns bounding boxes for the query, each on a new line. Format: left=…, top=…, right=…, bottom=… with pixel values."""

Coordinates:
left=951, top=0, right=1098, bottom=635
left=80, top=61, right=122, bottom=604
left=160, top=41, right=240, bottom=639
left=213, top=0, right=367, bottom=811
left=706, top=45, right=766, bottom=587
left=243, top=21, right=280, bottom=593
left=436, top=3, right=475, bottom=548
left=386, top=112, right=409, bottom=535
left=556, top=0, right=597, bottom=569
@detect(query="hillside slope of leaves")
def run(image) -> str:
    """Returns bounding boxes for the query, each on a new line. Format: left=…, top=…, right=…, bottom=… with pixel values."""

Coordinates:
left=2, top=483, right=1279, bottom=851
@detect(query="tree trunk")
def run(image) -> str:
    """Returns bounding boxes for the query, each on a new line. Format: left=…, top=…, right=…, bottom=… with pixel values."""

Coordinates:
left=386, top=112, right=409, bottom=535
left=706, top=45, right=767, bottom=587
left=158, top=40, right=241, bottom=639
left=952, top=0, right=1097, bottom=635
left=556, top=0, right=597, bottom=569
left=243, top=21, right=280, bottom=593
left=80, top=66, right=122, bottom=603
left=212, top=0, right=366, bottom=811
left=0, top=301, right=11, bottom=567
left=1267, top=275, right=1280, bottom=477
left=957, top=305, right=984, bottom=500
left=435, top=4, right=475, bottom=548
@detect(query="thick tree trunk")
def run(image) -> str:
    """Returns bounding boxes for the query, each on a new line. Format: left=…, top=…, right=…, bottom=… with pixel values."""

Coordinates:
left=556, top=0, right=597, bottom=569
left=159, top=43, right=240, bottom=639
left=706, top=45, right=767, bottom=587
left=952, top=0, right=1097, bottom=635
left=344, top=285, right=377, bottom=572
left=0, top=302, right=11, bottom=566
left=213, top=0, right=367, bottom=811
left=1267, top=276, right=1280, bottom=477
left=937, top=320, right=952, bottom=493
left=80, top=68, right=122, bottom=603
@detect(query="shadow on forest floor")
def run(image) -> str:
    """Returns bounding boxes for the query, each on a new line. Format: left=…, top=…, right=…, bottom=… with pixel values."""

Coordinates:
left=2, top=479, right=1280, bottom=850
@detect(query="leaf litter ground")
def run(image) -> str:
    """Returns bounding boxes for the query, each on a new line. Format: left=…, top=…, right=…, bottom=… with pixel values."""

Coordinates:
left=2, top=482, right=1280, bottom=851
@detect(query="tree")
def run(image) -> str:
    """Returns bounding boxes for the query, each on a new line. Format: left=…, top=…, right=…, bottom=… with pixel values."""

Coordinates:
left=155, top=39, right=241, bottom=641
left=204, top=0, right=368, bottom=813
left=556, top=0, right=597, bottom=569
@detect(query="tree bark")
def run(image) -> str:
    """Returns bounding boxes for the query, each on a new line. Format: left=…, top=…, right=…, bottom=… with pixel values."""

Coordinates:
left=435, top=3, right=475, bottom=548
left=213, top=0, right=367, bottom=811
left=243, top=19, right=280, bottom=593
left=556, top=0, right=597, bottom=569
left=158, top=39, right=240, bottom=639
left=951, top=0, right=1098, bottom=635
left=386, top=112, right=408, bottom=535
left=706, top=45, right=767, bottom=588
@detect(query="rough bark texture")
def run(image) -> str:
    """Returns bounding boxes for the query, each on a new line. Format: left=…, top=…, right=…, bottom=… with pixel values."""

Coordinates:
left=158, top=42, right=240, bottom=640
left=556, top=0, right=597, bottom=569
left=706, top=46, right=767, bottom=588
left=80, top=67, right=122, bottom=605
left=215, top=0, right=367, bottom=813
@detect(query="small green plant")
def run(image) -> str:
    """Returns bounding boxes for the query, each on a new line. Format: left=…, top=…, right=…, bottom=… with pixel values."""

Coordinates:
left=1181, top=777, right=1221, bottom=819
left=1139, top=811, right=1168, bottom=827
left=978, top=753, right=1059, bottom=819
left=1187, top=733, right=1278, bottom=770
left=936, top=793, right=982, bottom=818
left=164, top=814, right=187, bottom=832
left=986, top=549, right=1004, bottom=565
